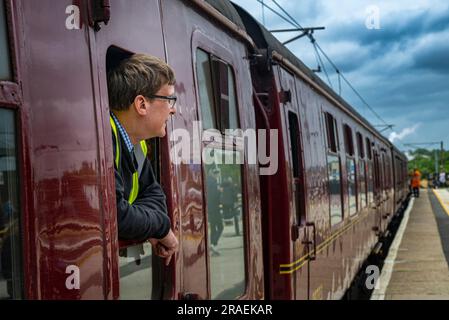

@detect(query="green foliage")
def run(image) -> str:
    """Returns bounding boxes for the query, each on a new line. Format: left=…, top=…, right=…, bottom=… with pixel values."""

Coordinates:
left=407, top=148, right=449, bottom=176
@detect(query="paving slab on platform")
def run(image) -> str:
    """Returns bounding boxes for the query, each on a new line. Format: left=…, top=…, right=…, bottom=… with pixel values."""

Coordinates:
left=372, top=189, right=449, bottom=300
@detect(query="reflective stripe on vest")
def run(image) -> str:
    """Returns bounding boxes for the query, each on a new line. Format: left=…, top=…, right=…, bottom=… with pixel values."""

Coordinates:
left=110, top=115, right=148, bottom=204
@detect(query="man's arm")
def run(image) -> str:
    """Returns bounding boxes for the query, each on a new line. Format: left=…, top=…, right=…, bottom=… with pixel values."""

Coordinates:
left=115, top=160, right=171, bottom=241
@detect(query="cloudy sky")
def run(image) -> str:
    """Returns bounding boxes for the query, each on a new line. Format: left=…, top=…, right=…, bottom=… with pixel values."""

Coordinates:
left=232, top=0, right=449, bottom=154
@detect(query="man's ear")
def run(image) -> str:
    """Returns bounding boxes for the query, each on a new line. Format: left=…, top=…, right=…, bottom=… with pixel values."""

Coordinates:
left=133, top=95, right=148, bottom=116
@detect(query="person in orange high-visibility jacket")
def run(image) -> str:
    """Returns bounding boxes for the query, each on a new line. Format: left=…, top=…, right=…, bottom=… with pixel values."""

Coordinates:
left=411, top=169, right=421, bottom=197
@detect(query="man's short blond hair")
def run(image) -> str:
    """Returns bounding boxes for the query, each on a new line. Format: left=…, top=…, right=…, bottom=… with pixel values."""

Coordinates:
left=107, top=54, right=176, bottom=111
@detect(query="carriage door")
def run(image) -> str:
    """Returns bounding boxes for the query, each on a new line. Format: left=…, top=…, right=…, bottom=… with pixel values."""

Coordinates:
left=277, top=67, right=309, bottom=299
left=380, top=150, right=388, bottom=232
left=195, top=50, right=249, bottom=299
left=86, top=0, right=174, bottom=299
left=373, top=148, right=382, bottom=233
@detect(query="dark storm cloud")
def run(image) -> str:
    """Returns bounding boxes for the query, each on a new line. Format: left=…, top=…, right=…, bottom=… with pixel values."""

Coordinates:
left=297, top=5, right=449, bottom=74
left=324, top=7, right=449, bottom=46
left=232, top=0, right=449, bottom=148
left=413, top=42, right=449, bottom=73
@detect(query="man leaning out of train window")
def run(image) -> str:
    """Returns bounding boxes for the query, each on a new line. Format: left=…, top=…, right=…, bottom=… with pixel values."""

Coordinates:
left=107, top=54, right=178, bottom=266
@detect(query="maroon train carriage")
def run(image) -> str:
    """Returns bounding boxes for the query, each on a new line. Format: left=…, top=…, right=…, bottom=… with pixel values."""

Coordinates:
left=0, top=0, right=409, bottom=300
left=229, top=3, right=409, bottom=299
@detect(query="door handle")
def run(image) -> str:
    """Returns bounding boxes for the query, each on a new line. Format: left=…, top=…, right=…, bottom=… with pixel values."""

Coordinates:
left=179, top=292, right=200, bottom=300
left=305, top=222, right=317, bottom=261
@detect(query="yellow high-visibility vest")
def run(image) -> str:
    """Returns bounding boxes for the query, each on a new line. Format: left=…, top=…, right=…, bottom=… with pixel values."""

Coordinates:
left=110, top=116, right=148, bottom=204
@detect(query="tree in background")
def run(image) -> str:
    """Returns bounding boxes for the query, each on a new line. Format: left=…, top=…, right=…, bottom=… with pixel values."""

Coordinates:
left=407, top=148, right=449, bottom=178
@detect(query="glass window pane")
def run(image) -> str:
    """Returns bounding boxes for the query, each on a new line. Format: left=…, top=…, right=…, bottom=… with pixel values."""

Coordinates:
left=0, top=109, right=22, bottom=299
left=0, top=1, right=12, bottom=81
left=196, top=49, right=216, bottom=130
left=359, top=160, right=367, bottom=208
left=204, top=148, right=245, bottom=299
left=344, top=125, right=354, bottom=156
left=327, top=154, right=342, bottom=226
left=119, top=242, right=154, bottom=299
left=357, top=133, right=364, bottom=158
left=367, top=161, right=374, bottom=203
left=227, top=67, right=239, bottom=130
left=325, top=113, right=337, bottom=153
left=347, top=158, right=356, bottom=215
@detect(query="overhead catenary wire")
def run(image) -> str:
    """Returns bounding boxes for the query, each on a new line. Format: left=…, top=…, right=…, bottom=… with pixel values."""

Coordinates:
left=313, top=41, right=389, bottom=126
left=271, top=0, right=304, bottom=29
left=254, top=0, right=392, bottom=130
left=311, top=39, right=323, bottom=73
left=261, top=0, right=266, bottom=25
left=255, top=0, right=298, bottom=27
left=337, top=70, right=342, bottom=96
left=312, top=41, right=333, bottom=89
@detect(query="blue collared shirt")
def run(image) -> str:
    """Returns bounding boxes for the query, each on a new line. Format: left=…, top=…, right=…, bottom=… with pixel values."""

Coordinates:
left=111, top=113, right=134, bottom=153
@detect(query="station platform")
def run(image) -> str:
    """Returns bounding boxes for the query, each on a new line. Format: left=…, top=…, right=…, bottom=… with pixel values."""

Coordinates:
left=371, top=188, right=449, bottom=300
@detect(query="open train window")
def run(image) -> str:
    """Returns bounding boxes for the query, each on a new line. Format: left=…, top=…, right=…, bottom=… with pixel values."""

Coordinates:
left=324, top=112, right=343, bottom=225
left=106, top=46, right=163, bottom=300
left=324, top=112, right=338, bottom=153
left=289, top=112, right=300, bottom=180
left=196, top=49, right=239, bottom=133
left=356, top=132, right=364, bottom=159
left=196, top=48, right=246, bottom=299
left=343, top=124, right=354, bottom=156
left=366, top=138, right=372, bottom=160
left=0, top=0, right=12, bottom=81
left=0, top=108, right=23, bottom=299
left=288, top=111, right=305, bottom=226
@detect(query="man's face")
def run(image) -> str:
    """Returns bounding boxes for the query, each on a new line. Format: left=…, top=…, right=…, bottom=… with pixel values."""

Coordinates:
left=144, top=83, right=176, bottom=138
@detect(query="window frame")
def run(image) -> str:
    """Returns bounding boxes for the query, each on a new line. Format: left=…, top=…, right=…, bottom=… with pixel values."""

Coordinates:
left=193, top=42, right=249, bottom=300
left=342, top=123, right=357, bottom=217
left=327, top=153, right=344, bottom=227
left=324, top=112, right=339, bottom=153
left=343, top=124, right=355, bottom=157
left=105, top=45, right=166, bottom=300
left=195, top=48, right=241, bottom=135
left=366, top=137, right=372, bottom=160
left=356, top=132, right=367, bottom=209
left=287, top=110, right=306, bottom=227
left=0, top=0, right=21, bottom=108
left=0, top=108, right=24, bottom=299
left=0, top=0, right=25, bottom=299
left=356, top=132, right=365, bottom=159
left=346, top=156, right=357, bottom=216
left=323, top=111, right=344, bottom=227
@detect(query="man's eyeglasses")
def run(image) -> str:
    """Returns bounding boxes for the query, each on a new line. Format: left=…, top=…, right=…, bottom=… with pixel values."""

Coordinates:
left=148, top=94, right=177, bottom=108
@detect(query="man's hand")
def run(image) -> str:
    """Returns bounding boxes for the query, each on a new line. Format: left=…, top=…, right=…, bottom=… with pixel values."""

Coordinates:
left=149, top=229, right=179, bottom=266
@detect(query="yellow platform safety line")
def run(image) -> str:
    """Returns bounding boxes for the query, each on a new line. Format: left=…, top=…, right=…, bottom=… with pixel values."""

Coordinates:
left=280, top=215, right=364, bottom=275
left=432, top=189, right=449, bottom=216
